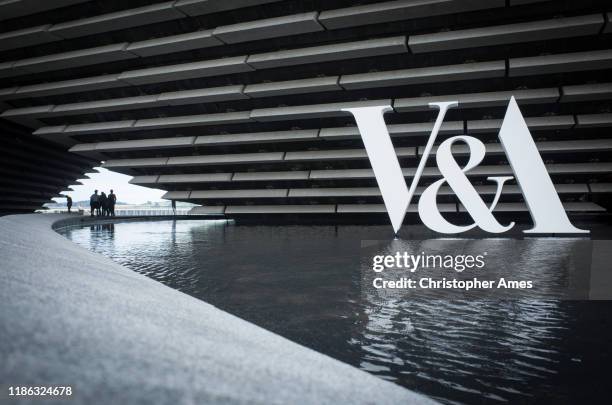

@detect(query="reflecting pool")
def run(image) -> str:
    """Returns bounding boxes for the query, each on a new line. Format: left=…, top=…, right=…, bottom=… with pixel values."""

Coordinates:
left=58, top=220, right=612, bottom=404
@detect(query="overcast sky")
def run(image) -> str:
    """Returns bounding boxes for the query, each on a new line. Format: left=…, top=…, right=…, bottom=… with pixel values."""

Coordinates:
left=54, top=167, right=165, bottom=204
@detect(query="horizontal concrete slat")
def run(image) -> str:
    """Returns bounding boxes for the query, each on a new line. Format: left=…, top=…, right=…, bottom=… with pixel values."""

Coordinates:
left=1, top=195, right=53, bottom=204
left=225, top=205, right=336, bottom=214
left=0, top=146, right=91, bottom=174
left=244, top=76, right=340, bottom=98
left=32, top=125, right=67, bottom=135
left=0, top=24, right=60, bottom=52
left=157, top=173, right=234, bottom=183
left=63, top=120, right=137, bottom=135
left=590, top=183, right=612, bottom=193
left=1, top=105, right=54, bottom=118
left=0, top=95, right=163, bottom=117
left=48, top=2, right=185, bottom=39
left=166, top=152, right=285, bottom=166
left=126, top=30, right=222, bottom=57
left=0, top=203, right=52, bottom=211
left=394, top=88, right=559, bottom=112
left=158, top=85, right=248, bottom=105
left=310, top=168, right=371, bottom=180
left=337, top=204, right=457, bottom=213
left=561, top=83, right=612, bottom=102
left=509, top=49, right=612, bottom=76
left=284, top=147, right=416, bottom=161
left=319, top=122, right=463, bottom=139
left=340, top=61, right=506, bottom=90
left=1, top=156, right=84, bottom=179
left=467, top=115, right=575, bottom=133
left=531, top=140, right=612, bottom=153
left=409, top=14, right=603, bottom=53
left=310, top=167, right=431, bottom=180
left=0, top=110, right=44, bottom=128
left=0, top=61, right=15, bottom=79
left=12, top=43, right=137, bottom=75
left=232, top=171, right=310, bottom=181
left=50, top=95, right=161, bottom=116
left=213, top=12, right=323, bottom=44
left=575, top=113, right=612, bottom=128
left=250, top=99, right=392, bottom=122
left=459, top=202, right=605, bottom=212
left=175, top=0, right=282, bottom=16
left=195, top=129, right=318, bottom=146
left=474, top=183, right=551, bottom=196
left=91, top=137, right=196, bottom=152
left=421, top=139, right=612, bottom=156
left=289, top=187, right=381, bottom=197
left=118, top=55, right=253, bottom=85
left=246, top=36, right=407, bottom=69
left=0, top=87, right=17, bottom=99
left=190, top=189, right=288, bottom=199
left=129, top=176, right=159, bottom=185
left=318, top=0, right=503, bottom=30
left=134, top=111, right=252, bottom=130
left=30, top=124, right=103, bottom=144
left=0, top=0, right=89, bottom=21
left=473, top=164, right=595, bottom=176
left=187, top=206, right=226, bottom=214
left=12, top=74, right=124, bottom=98
left=162, top=191, right=191, bottom=200
left=103, top=158, right=169, bottom=168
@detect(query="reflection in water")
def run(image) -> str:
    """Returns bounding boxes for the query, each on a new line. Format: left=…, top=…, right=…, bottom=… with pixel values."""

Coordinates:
left=59, top=220, right=612, bottom=404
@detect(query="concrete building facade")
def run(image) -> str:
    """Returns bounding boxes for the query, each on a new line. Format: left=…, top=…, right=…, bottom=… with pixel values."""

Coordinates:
left=1, top=0, right=611, bottom=221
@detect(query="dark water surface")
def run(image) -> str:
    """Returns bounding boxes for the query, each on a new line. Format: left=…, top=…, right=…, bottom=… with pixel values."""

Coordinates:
left=58, top=220, right=612, bottom=404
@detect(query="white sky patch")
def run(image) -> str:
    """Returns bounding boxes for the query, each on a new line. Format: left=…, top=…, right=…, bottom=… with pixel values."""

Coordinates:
left=53, top=167, right=166, bottom=204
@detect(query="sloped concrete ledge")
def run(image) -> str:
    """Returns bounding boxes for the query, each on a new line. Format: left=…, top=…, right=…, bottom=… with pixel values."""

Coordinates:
left=0, top=214, right=435, bottom=405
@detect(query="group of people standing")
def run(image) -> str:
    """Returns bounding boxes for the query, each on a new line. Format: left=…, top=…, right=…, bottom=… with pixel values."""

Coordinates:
left=89, top=189, right=117, bottom=217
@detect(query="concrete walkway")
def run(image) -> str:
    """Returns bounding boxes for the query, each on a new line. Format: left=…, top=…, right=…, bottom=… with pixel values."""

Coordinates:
left=0, top=214, right=436, bottom=404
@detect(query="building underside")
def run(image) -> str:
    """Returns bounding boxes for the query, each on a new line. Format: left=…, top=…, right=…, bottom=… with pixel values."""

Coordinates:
left=0, top=119, right=96, bottom=215
left=1, top=0, right=612, bottom=222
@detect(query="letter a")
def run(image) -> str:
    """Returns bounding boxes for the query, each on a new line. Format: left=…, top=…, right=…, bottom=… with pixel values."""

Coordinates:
left=498, top=97, right=588, bottom=233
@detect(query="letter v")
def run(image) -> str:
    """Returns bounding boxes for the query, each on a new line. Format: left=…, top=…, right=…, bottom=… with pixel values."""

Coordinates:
left=343, top=102, right=457, bottom=234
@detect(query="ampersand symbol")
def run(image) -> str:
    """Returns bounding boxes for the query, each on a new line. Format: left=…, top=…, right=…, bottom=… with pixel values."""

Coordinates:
left=418, top=135, right=515, bottom=234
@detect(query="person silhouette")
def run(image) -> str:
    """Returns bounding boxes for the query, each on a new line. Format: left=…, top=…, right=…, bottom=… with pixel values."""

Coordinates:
left=108, top=189, right=117, bottom=216
left=66, top=195, right=72, bottom=213
left=90, top=190, right=99, bottom=217
left=99, top=192, right=108, bottom=217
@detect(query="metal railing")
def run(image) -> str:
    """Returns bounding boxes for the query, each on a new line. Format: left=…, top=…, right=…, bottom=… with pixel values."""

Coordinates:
left=42, top=208, right=194, bottom=216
